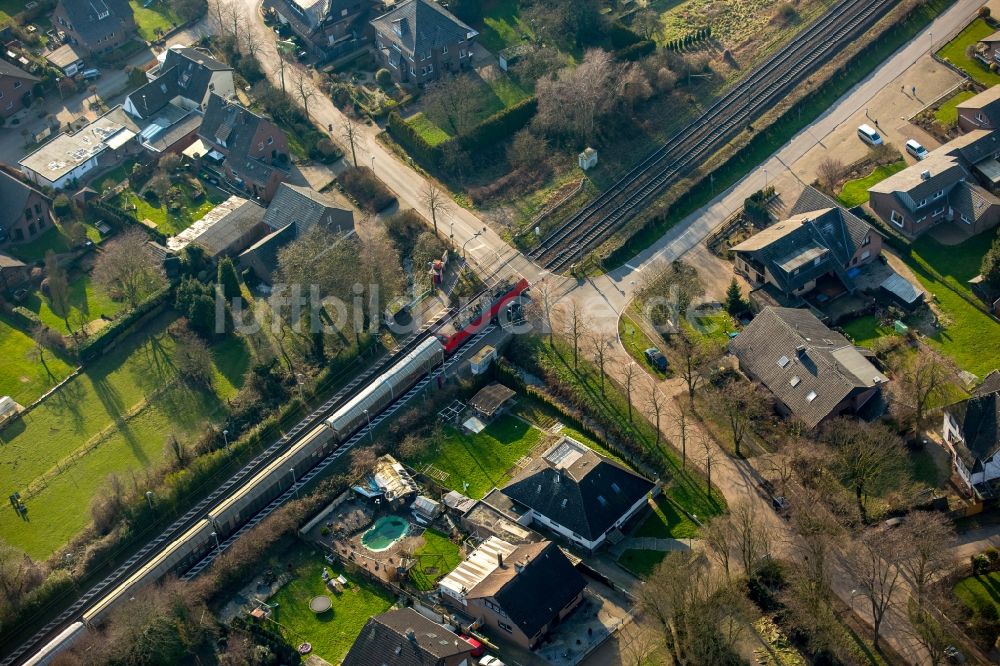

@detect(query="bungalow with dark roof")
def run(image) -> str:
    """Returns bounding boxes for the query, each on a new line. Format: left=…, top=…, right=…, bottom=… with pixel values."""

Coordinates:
left=500, top=436, right=656, bottom=551
left=0, top=60, right=40, bottom=118
left=52, top=0, right=136, bottom=55
left=438, top=537, right=586, bottom=649
left=943, top=371, right=1000, bottom=497
left=342, top=608, right=474, bottom=666
left=371, top=0, right=478, bottom=85
left=197, top=94, right=290, bottom=202
left=728, top=307, right=888, bottom=429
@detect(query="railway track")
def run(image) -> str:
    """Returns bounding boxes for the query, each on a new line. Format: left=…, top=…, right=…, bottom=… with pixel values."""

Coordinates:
left=529, top=0, right=898, bottom=271
left=0, top=294, right=484, bottom=666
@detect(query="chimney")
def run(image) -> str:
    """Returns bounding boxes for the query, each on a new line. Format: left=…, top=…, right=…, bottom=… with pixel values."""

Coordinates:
left=406, top=628, right=416, bottom=641
left=795, top=344, right=806, bottom=356
left=497, top=552, right=504, bottom=568
left=514, top=562, right=525, bottom=574
left=920, top=169, right=931, bottom=180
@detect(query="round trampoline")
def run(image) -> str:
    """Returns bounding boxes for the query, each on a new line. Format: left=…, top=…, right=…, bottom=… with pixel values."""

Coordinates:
left=309, top=596, right=332, bottom=613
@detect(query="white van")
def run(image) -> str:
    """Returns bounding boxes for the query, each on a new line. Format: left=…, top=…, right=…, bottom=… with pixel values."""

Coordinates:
left=905, top=139, right=929, bottom=160
left=857, top=124, right=883, bottom=146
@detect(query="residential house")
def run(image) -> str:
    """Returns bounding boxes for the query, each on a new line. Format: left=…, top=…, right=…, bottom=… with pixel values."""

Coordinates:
left=52, top=0, right=136, bottom=55
left=978, top=31, right=1000, bottom=66
left=0, top=59, right=40, bottom=118
left=438, top=537, right=586, bottom=649
left=371, top=0, right=478, bottom=85
left=124, top=46, right=235, bottom=155
left=957, top=85, right=1000, bottom=132
left=342, top=608, right=475, bottom=666
left=942, top=370, right=1000, bottom=497
left=0, top=168, right=55, bottom=246
left=197, top=94, right=290, bottom=201
left=264, top=0, right=371, bottom=57
left=19, top=106, right=140, bottom=190
left=868, top=133, right=1000, bottom=238
left=0, top=253, right=30, bottom=291
left=731, top=188, right=882, bottom=303
left=500, top=436, right=656, bottom=551
left=166, top=195, right=266, bottom=259
left=728, top=306, right=888, bottom=429
left=239, top=182, right=354, bottom=282
left=45, top=43, right=86, bottom=77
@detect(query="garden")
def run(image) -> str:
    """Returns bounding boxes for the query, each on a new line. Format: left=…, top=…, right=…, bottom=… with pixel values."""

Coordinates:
left=836, top=159, right=906, bottom=208
left=409, top=529, right=462, bottom=591
left=0, top=315, right=75, bottom=406
left=936, top=16, right=1000, bottom=87
left=269, top=546, right=394, bottom=664
left=934, top=89, right=978, bottom=127
left=128, top=0, right=182, bottom=41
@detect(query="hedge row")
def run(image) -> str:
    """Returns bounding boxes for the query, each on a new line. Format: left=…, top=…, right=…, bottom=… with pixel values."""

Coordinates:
left=615, top=40, right=656, bottom=62
left=388, top=97, right=539, bottom=168
left=77, top=287, right=171, bottom=362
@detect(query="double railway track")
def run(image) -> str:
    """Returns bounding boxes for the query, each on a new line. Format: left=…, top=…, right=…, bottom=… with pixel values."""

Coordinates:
left=529, top=0, right=898, bottom=271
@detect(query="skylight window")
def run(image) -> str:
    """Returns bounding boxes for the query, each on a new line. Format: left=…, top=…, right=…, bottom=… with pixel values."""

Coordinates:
left=806, top=391, right=817, bottom=402
left=777, top=355, right=790, bottom=368
left=789, top=376, right=801, bottom=387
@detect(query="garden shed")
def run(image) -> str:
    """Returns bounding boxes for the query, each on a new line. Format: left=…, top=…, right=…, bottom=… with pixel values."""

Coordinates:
left=468, top=383, right=515, bottom=419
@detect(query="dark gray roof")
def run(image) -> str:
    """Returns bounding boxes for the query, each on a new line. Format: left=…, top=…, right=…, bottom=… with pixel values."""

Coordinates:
left=790, top=186, right=876, bottom=250
left=0, top=58, right=40, bottom=82
left=957, top=85, right=1000, bottom=120
left=163, top=46, right=230, bottom=73
left=57, top=0, right=134, bottom=46
left=262, top=182, right=353, bottom=236
left=143, top=110, right=202, bottom=152
left=952, top=390, right=1000, bottom=463
left=976, top=370, right=1000, bottom=397
left=199, top=93, right=287, bottom=185
left=371, top=0, right=476, bottom=58
left=949, top=180, right=1000, bottom=224
left=0, top=168, right=49, bottom=230
left=728, top=307, right=887, bottom=429
left=128, top=49, right=228, bottom=119
left=238, top=222, right=297, bottom=283
left=468, top=541, right=586, bottom=639
left=501, top=437, right=654, bottom=542
left=868, top=150, right=967, bottom=211
left=342, top=608, right=473, bottom=666
left=943, top=129, right=1000, bottom=166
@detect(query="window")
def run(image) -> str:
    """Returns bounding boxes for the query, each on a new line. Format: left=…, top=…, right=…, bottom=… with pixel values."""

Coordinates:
left=806, top=391, right=817, bottom=402
left=934, top=190, right=944, bottom=199
left=267, top=137, right=273, bottom=145
left=890, top=210, right=904, bottom=228
left=860, top=249, right=870, bottom=261
left=341, top=7, right=348, bottom=15
left=498, top=622, right=513, bottom=634
left=24, top=208, right=33, bottom=221
left=35, top=204, right=41, bottom=216
left=28, top=222, right=36, bottom=237
left=460, top=48, right=467, bottom=58
left=13, top=81, right=21, bottom=89
left=919, top=198, right=927, bottom=207
left=789, top=376, right=801, bottom=387
left=442, top=45, right=448, bottom=53
left=410, top=66, right=415, bottom=76
left=427, top=64, right=433, bottom=74
left=933, top=206, right=945, bottom=217
left=777, top=355, right=790, bottom=368
left=13, top=228, right=23, bottom=241
left=862, top=235, right=870, bottom=246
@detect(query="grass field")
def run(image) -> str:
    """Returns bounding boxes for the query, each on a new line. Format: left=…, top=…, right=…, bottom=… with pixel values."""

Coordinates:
left=129, top=0, right=181, bottom=41
left=409, top=529, right=462, bottom=591
left=0, top=312, right=246, bottom=559
left=270, top=547, right=394, bottom=664
left=904, top=230, right=1000, bottom=377
left=115, top=182, right=227, bottom=235
left=954, top=572, right=1000, bottom=616
left=633, top=495, right=699, bottom=539
left=618, top=312, right=668, bottom=377
left=936, top=18, right=1000, bottom=87
left=406, top=74, right=530, bottom=145
left=618, top=549, right=666, bottom=578
left=21, top=273, right=125, bottom=333
left=404, top=413, right=543, bottom=499
left=0, top=315, right=75, bottom=406
left=6, top=221, right=102, bottom=265
left=840, top=315, right=894, bottom=347
left=405, top=112, right=452, bottom=147
left=0, top=0, right=24, bottom=24
left=934, top=90, right=977, bottom=127
left=474, top=0, right=535, bottom=53
left=837, top=160, right=907, bottom=207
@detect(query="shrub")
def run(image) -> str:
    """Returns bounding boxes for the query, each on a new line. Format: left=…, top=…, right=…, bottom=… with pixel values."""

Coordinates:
left=339, top=165, right=397, bottom=212
left=980, top=6, right=991, bottom=18
left=972, top=553, right=991, bottom=575
left=455, top=97, right=537, bottom=153
left=615, top=40, right=656, bottom=62
left=375, top=68, right=393, bottom=87
left=388, top=110, right=442, bottom=166
left=609, top=20, right=643, bottom=49
left=78, top=287, right=170, bottom=361
left=53, top=193, right=73, bottom=217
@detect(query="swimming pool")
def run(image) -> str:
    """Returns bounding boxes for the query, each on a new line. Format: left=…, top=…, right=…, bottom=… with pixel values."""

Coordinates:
left=361, top=515, right=409, bottom=552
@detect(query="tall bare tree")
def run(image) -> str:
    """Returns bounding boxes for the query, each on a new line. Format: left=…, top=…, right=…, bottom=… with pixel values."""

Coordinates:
left=44, top=250, right=71, bottom=331
left=817, top=156, right=845, bottom=191
left=897, top=511, right=954, bottom=606
left=422, top=75, right=481, bottom=136
left=422, top=182, right=446, bottom=237
left=731, top=500, right=773, bottom=576
left=92, top=229, right=166, bottom=308
left=623, top=361, right=638, bottom=422
left=823, top=418, right=907, bottom=524
left=708, top=379, right=767, bottom=458
left=589, top=330, right=611, bottom=395
left=342, top=116, right=359, bottom=168
left=852, top=528, right=904, bottom=649
left=292, top=69, right=316, bottom=120
left=701, top=431, right=718, bottom=495
left=889, top=345, right=954, bottom=434
left=675, top=326, right=722, bottom=401
left=647, top=376, right=664, bottom=448
left=672, top=400, right=691, bottom=468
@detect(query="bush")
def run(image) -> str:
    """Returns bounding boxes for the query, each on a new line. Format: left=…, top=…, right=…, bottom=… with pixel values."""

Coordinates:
left=375, top=68, right=393, bottom=87
left=339, top=165, right=397, bottom=212
left=972, top=553, right=991, bottom=575
left=53, top=193, right=73, bottom=217
left=615, top=40, right=656, bottom=62
left=455, top=97, right=537, bottom=153
left=388, top=110, right=442, bottom=166
left=609, top=20, right=643, bottom=49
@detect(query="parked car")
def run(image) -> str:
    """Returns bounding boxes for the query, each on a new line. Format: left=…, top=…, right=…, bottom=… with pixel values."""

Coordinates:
left=857, top=124, right=883, bottom=146
left=480, top=657, right=506, bottom=666
left=460, top=635, right=485, bottom=658
left=944, top=646, right=966, bottom=664
left=81, top=68, right=101, bottom=80
left=644, top=347, right=668, bottom=372
left=905, top=139, right=929, bottom=160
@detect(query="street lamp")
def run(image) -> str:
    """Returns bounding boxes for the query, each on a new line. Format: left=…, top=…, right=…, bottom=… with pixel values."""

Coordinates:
left=222, top=429, right=229, bottom=449
left=449, top=220, right=454, bottom=240
left=762, top=168, right=768, bottom=192
left=145, top=491, right=154, bottom=510
left=371, top=155, right=375, bottom=173
left=211, top=531, right=220, bottom=553
left=462, top=226, right=487, bottom=260
left=364, top=408, right=373, bottom=444
left=290, top=467, right=298, bottom=499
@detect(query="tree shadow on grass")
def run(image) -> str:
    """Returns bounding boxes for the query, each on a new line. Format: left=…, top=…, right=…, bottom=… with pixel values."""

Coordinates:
left=43, top=377, right=86, bottom=433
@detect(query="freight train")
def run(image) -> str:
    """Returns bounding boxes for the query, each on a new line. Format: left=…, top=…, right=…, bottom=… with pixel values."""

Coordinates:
left=19, top=278, right=529, bottom=666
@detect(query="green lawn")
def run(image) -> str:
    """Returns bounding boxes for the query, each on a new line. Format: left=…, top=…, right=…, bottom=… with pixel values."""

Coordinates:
left=904, top=230, right=1000, bottom=378
left=633, top=495, right=699, bottom=539
left=840, top=315, right=894, bottom=347
left=6, top=221, right=101, bottom=265
left=0, top=0, right=25, bottom=23
left=0, top=312, right=245, bottom=559
left=475, top=0, right=535, bottom=53
left=404, top=413, right=542, bottom=499
left=618, top=312, right=668, bottom=377
left=689, top=310, right=738, bottom=344
left=934, top=90, right=977, bottom=127
left=837, top=160, right=907, bottom=208
left=128, top=0, right=180, bottom=41
left=955, top=572, right=1000, bottom=616
left=406, top=73, right=530, bottom=145
left=21, top=273, right=125, bottom=333
left=270, top=547, right=394, bottom=664
left=115, top=182, right=227, bottom=235
left=910, top=445, right=947, bottom=488
left=405, top=112, right=452, bottom=147
left=0, top=315, right=75, bottom=406
left=618, top=549, right=667, bottom=578
left=409, top=529, right=462, bottom=591
left=936, top=18, right=1000, bottom=87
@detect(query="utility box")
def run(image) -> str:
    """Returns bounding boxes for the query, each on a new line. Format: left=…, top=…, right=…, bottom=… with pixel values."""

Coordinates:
left=578, top=147, right=598, bottom=170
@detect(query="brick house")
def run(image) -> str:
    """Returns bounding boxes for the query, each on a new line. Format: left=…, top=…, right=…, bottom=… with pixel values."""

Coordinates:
left=371, top=0, right=478, bottom=85
left=342, top=608, right=475, bottom=666
left=197, top=94, right=290, bottom=202
left=438, top=538, right=586, bottom=649
left=732, top=187, right=883, bottom=302
left=957, top=85, right=1000, bottom=132
left=52, top=0, right=136, bottom=55
left=0, top=167, right=55, bottom=246
left=0, top=60, right=40, bottom=118
left=942, top=371, right=1000, bottom=498
left=264, top=0, right=372, bottom=57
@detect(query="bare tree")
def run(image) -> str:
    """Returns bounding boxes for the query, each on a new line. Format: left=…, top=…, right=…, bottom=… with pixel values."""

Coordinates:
left=0, top=540, right=43, bottom=615
left=889, top=345, right=955, bottom=434
left=852, top=528, right=904, bottom=649
left=349, top=447, right=378, bottom=479
left=531, top=280, right=557, bottom=347
left=342, top=116, right=359, bottom=168
left=422, top=75, right=481, bottom=136
left=561, top=299, right=587, bottom=370
left=703, top=515, right=735, bottom=578
left=534, top=49, right=624, bottom=143
left=700, top=431, right=718, bottom=495
left=731, top=500, right=773, bottom=576
left=292, top=68, right=316, bottom=120
left=708, top=379, right=767, bottom=457
left=623, top=361, right=638, bottom=422
left=44, top=251, right=71, bottom=331
left=422, top=182, right=446, bottom=237
left=817, top=156, right=845, bottom=191
left=92, top=229, right=166, bottom=308
left=589, top=330, right=611, bottom=395
left=674, top=326, right=722, bottom=402
left=647, top=376, right=664, bottom=448
left=896, top=511, right=954, bottom=606
left=631, top=7, right=661, bottom=40
left=823, top=418, right=907, bottom=524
